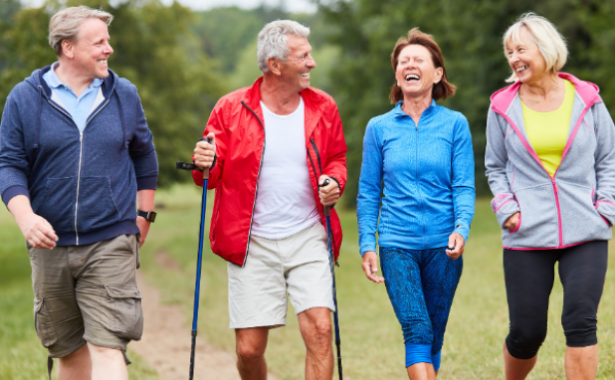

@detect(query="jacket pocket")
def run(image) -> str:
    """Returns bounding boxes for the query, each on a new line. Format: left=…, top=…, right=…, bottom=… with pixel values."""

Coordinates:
left=77, top=177, right=121, bottom=231
left=34, top=299, right=58, bottom=348
left=557, top=181, right=611, bottom=244
left=104, top=285, right=143, bottom=340
left=34, top=177, right=77, bottom=233
left=509, top=183, right=559, bottom=248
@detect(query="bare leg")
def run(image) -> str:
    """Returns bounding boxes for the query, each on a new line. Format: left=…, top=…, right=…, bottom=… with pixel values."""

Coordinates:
left=57, top=344, right=91, bottom=380
left=504, top=342, right=537, bottom=380
left=565, top=345, right=598, bottom=380
left=406, top=362, right=436, bottom=380
left=235, top=327, right=269, bottom=380
left=298, top=307, right=333, bottom=380
left=87, top=343, right=128, bottom=380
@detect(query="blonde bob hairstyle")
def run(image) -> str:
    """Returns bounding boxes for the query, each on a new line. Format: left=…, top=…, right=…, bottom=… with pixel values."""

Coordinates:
left=503, top=13, right=568, bottom=83
left=49, top=6, right=113, bottom=56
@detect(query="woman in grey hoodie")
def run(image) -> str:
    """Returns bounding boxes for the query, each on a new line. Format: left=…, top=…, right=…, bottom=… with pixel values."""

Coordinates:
left=485, top=13, right=615, bottom=380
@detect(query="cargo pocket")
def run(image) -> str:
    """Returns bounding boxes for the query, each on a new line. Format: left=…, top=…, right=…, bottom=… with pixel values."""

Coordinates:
left=104, top=285, right=143, bottom=341
left=34, top=299, right=58, bottom=348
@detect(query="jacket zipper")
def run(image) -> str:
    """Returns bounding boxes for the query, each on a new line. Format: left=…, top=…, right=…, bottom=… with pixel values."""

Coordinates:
left=241, top=101, right=266, bottom=266
left=414, top=121, right=427, bottom=246
left=493, top=104, right=593, bottom=248
left=46, top=97, right=110, bottom=245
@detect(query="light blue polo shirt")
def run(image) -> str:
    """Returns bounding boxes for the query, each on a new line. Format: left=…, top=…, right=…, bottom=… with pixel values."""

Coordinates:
left=42, top=63, right=104, bottom=133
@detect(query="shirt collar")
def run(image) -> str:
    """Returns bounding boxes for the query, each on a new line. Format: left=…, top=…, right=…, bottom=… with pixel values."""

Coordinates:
left=46, top=62, right=104, bottom=90
left=393, top=99, right=437, bottom=118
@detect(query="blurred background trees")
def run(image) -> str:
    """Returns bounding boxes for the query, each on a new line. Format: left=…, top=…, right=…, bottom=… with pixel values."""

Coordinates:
left=2, top=0, right=615, bottom=203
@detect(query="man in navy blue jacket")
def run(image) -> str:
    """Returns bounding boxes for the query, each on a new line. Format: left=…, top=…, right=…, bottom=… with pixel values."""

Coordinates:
left=0, top=6, right=157, bottom=380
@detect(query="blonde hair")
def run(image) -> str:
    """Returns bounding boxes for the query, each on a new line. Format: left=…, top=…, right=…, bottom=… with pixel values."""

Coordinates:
left=503, top=13, right=568, bottom=83
left=49, top=6, right=113, bottom=56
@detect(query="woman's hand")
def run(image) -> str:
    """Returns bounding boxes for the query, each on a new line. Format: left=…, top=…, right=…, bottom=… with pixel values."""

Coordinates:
left=362, top=251, right=384, bottom=283
left=504, top=212, right=520, bottom=231
left=446, top=232, right=465, bottom=260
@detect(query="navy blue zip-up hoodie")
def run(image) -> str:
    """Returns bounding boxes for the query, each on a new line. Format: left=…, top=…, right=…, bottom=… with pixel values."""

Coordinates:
left=0, top=66, right=158, bottom=246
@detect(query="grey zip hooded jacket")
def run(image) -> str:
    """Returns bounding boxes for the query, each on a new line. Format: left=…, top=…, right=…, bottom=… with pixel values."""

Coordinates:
left=485, top=73, right=615, bottom=250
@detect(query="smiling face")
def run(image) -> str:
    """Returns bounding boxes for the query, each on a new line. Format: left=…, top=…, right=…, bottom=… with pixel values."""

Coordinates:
left=276, top=34, right=316, bottom=91
left=506, top=27, right=547, bottom=84
left=65, top=18, right=113, bottom=80
left=395, top=44, right=443, bottom=100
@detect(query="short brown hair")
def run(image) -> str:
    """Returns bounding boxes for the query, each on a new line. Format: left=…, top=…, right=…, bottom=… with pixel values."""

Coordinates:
left=389, top=28, right=456, bottom=103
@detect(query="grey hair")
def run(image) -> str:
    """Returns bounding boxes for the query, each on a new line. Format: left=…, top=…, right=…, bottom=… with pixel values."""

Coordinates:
left=503, top=12, right=568, bottom=83
left=49, top=6, right=113, bottom=56
left=257, top=20, right=310, bottom=73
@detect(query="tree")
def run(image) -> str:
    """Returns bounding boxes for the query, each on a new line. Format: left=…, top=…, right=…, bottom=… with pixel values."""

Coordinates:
left=0, top=0, right=227, bottom=187
left=320, top=0, right=615, bottom=206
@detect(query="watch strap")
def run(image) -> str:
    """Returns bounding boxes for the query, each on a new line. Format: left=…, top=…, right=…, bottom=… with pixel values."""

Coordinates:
left=137, top=210, right=156, bottom=223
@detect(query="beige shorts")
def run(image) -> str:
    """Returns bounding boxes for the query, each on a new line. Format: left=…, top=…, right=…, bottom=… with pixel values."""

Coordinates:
left=228, top=222, right=334, bottom=329
left=28, top=234, right=142, bottom=358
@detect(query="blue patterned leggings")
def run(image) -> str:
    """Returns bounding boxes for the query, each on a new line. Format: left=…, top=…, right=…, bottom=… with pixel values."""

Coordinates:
left=379, top=247, right=463, bottom=369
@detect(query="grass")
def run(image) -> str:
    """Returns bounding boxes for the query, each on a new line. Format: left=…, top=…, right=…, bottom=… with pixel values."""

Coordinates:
left=0, top=203, right=158, bottom=379
left=2, top=184, right=615, bottom=379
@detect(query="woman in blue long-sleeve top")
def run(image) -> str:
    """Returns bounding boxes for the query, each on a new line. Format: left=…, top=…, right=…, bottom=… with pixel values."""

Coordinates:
left=357, top=28, right=475, bottom=380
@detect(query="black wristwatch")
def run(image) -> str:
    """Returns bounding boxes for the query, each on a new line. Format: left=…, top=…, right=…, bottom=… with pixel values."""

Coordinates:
left=137, top=210, right=157, bottom=223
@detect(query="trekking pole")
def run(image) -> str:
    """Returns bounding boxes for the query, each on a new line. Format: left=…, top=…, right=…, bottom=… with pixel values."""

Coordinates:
left=176, top=137, right=212, bottom=380
left=321, top=178, right=343, bottom=380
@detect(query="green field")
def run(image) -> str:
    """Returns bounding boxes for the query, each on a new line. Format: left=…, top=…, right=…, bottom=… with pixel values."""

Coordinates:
left=2, top=185, right=615, bottom=379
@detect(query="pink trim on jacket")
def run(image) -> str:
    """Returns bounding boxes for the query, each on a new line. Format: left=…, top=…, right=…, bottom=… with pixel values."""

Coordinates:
left=596, top=200, right=615, bottom=208
left=503, top=240, right=590, bottom=251
left=490, top=72, right=600, bottom=250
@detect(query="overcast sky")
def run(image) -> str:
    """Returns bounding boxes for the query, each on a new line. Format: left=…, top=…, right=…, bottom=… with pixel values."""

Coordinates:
left=22, top=0, right=317, bottom=13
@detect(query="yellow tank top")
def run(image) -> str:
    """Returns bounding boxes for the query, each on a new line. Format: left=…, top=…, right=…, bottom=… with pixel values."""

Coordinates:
left=521, top=80, right=575, bottom=177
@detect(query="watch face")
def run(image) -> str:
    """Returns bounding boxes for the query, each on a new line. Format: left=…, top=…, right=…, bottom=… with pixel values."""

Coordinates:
left=149, top=212, right=157, bottom=223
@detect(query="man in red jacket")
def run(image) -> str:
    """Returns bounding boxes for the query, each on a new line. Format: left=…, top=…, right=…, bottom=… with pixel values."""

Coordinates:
left=192, top=20, right=347, bottom=380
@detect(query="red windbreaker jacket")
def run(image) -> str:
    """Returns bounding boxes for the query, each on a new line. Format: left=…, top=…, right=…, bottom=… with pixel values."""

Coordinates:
left=192, top=78, right=348, bottom=266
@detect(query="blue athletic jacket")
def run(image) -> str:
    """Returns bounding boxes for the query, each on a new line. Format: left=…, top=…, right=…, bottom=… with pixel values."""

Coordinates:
left=0, top=66, right=158, bottom=246
left=357, top=101, right=475, bottom=256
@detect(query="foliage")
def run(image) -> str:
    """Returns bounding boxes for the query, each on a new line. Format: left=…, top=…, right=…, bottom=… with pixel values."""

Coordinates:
left=0, top=197, right=157, bottom=379
left=0, top=0, right=226, bottom=187
left=84, top=186, right=615, bottom=378
left=320, top=0, right=615, bottom=205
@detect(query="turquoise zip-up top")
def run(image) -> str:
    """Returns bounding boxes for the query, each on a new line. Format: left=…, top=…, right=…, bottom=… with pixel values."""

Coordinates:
left=357, top=101, right=475, bottom=256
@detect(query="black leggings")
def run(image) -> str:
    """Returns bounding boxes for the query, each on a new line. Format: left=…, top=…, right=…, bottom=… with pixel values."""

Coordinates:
left=504, top=241, right=608, bottom=360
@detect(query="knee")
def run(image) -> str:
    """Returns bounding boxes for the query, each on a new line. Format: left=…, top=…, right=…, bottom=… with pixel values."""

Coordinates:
left=312, top=319, right=332, bottom=343
left=563, top=314, right=598, bottom=347
left=236, top=341, right=266, bottom=365
left=506, top=324, right=547, bottom=359
left=87, top=343, right=124, bottom=363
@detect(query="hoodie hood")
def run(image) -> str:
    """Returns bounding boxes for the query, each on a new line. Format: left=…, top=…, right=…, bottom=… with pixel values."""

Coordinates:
left=490, top=72, right=601, bottom=113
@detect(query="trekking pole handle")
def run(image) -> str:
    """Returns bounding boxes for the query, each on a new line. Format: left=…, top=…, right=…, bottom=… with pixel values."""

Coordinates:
left=176, top=137, right=213, bottom=180
left=320, top=178, right=331, bottom=217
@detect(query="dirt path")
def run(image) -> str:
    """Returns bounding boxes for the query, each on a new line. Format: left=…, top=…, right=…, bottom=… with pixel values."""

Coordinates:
left=130, top=253, right=278, bottom=380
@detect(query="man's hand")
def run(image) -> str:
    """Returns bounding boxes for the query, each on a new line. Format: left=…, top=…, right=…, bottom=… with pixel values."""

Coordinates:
left=504, top=212, right=520, bottom=231
left=136, top=217, right=150, bottom=248
left=318, top=175, right=340, bottom=207
left=361, top=251, right=384, bottom=283
left=193, top=132, right=216, bottom=171
left=445, top=232, right=465, bottom=260
left=8, top=195, right=58, bottom=249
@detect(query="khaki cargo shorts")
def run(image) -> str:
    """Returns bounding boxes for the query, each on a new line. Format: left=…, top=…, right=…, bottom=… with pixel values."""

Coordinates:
left=228, top=222, right=335, bottom=329
left=28, top=234, right=143, bottom=358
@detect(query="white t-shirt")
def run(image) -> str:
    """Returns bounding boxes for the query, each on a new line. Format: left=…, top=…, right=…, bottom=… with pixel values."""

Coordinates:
left=251, top=97, right=321, bottom=239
